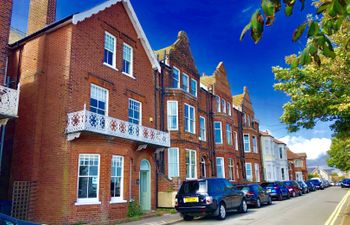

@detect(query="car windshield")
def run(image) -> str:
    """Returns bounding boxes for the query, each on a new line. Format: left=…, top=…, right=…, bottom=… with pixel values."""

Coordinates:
left=178, top=180, right=207, bottom=195
left=261, top=183, right=274, bottom=188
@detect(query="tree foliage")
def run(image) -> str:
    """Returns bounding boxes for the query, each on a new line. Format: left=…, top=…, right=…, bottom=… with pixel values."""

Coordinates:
left=327, top=137, right=350, bottom=171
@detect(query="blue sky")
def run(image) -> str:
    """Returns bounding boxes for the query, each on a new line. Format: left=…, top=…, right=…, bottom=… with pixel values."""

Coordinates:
left=11, top=0, right=333, bottom=159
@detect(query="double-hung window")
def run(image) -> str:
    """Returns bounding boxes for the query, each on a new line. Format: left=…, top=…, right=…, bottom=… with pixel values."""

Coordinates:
left=243, top=134, right=250, bottom=152
left=255, top=163, right=260, bottom=182
left=168, top=148, right=179, bottom=179
left=184, top=104, right=195, bottom=134
left=77, top=154, right=100, bottom=204
left=279, top=147, right=283, bottom=159
left=214, top=121, right=222, bottom=144
left=167, top=101, right=178, bottom=130
left=222, top=99, right=226, bottom=113
left=199, top=116, right=206, bottom=141
left=90, top=84, right=108, bottom=116
left=104, top=32, right=116, bottom=68
left=245, top=163, right=252, bottom=181
left=172, top=68, right=180, bottom=88
left=234, top=131, right=238, bottom=150
left=253, top=136, right=257, bottom=153
left=227, top=102, right=231, bottom=116
left=190, top=79, right=197, bottom=97
left=216, top=157, right=225, bottom=178
left=186, top=149, right=196, bottom=179
left=122, top=43, right=133, bottom=76
left=182, top=74, right=189, bottom=92
left=226, top=124, right=232, bottom=145
left=111, top=156, right=124, bottom=202
left=128, top=99, right=141, bottom=125
left=216, top=96, right=221, bottom=112
left=228, top=158, right=234, bottom=181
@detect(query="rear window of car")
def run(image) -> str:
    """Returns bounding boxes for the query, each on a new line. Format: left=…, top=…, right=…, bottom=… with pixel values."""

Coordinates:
left=178, top=180, right=207, bottom=195
left=237, top=186, right=250, bottom=193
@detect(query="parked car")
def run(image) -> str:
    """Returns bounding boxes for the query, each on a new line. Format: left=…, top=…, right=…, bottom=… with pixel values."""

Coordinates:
left=297, top=181, right=309, bottom=194
left=0, top=213, right=39, bottom=225
left=261, top=182, right=290, bottom=201
left=309, top=178, right=325, bottom=190
left=283, top=181, right=302, bottom=197
left=236, top=184, right=272, bottom=208
left=175, top=178, right=248, bottom=221
left=305, top=180, right=317, bottom=192
left=341, top=178, right=350, bottom=188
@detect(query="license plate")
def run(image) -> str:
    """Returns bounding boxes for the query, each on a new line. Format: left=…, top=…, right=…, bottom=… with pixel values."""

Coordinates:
left=184, top=197, right=199, bottom=203
left=266, top=189, right=271, bottom=193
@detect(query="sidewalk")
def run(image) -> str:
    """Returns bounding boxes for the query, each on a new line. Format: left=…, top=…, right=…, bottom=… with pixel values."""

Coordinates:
left=121, top=213, right=182, bottom=225
left=340, top=190, right=350, bottom=225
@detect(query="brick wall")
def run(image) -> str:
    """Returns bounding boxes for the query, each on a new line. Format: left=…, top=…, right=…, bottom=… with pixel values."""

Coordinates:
left=27, top=0, right=56, bottom=34
left=0, top=0, right=12, bottom=84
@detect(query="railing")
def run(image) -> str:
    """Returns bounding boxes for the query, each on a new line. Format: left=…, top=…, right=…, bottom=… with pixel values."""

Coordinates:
left=0, top=85, right=19, bottom=119
left=66, top=108, right=170, bottom=147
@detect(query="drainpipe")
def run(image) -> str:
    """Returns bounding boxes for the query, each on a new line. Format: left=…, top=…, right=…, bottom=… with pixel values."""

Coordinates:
left=208, top=92, right=216, bottom=177
left=238, top=109, right=246, bottom=180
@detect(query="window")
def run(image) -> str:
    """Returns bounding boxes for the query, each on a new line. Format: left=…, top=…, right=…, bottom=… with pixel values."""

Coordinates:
left=234, top=131, right=238, bottom=150
left=167, top=101, right=178, bottom=130
left=226, top=124, right=232, bottom=145
left=279, top=147, right=283, bottom=159
left=77, top=154, right=100, bottom=204
left=243, top=113, right=247, bottom=126
left=296, top=171, right=303, bottom=181
left=255, top=163, right=260, bottom=182
left=227, top=102, right=231, bottom=116
left=200, top=157, right=206, bottom=178
left=247, top=116, right=251, bottom=127
left=111, top=156, right=124, bottom=202
left=182, top=74, right=189, bottom=92
left=214, top=121, right=222, bottom=144
left=128, top=99, right=141, bottom=125
left=228, top=158, right=234, bottom=181
left=216, top=157, right=225, bottom=178
left=216, top=96, right=221, bottom=112
left=90, top=84, right=108, bottom=116
left=186, top=149, right=197, bottom=179
left=190, top=79, right=197, bottom=97
left=104, top=32, right=116, bottom=67
left=295, top=160, right=303, bottom=167
left=252, top=136, right=257, bottom=153
left=243, top=134, right=250, bottom=152
left=199, top=116, right=206, bottom=141
left=245, top=163, right=252, bottom=181
left=172, top=67, right=180, bottom=88
left=122, top=43, right=133, bottom=75
left=168, top=148, right=179, bottom=179
left=281, top=168, right=285, bottom=180
left=184, top=104, right=195, bottom=134
left=236, top=164, right=240, bottom=179
left=222, top=99, right=226, bottom=113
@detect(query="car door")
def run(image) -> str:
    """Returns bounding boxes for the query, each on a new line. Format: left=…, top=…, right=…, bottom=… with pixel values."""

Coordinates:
left=257, top=185, right=267, bottom=202
left=222, top=179, right=234, bottom=209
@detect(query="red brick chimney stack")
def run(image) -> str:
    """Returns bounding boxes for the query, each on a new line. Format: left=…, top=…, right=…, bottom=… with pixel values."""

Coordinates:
left=27, top=0, right=56, bottom=35
left=0, top=0, right=13, bottom=84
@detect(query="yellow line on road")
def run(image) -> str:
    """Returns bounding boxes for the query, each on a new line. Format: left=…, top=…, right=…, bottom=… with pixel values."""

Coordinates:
left=324, top=190, right=350, bottom=225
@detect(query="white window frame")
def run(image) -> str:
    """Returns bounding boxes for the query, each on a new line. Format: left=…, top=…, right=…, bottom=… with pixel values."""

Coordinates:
left=128, top=98, right=142, bottom=125
left=122, top=43, right=133, bottom=77
left=76, top=154, right=101, bottom=205
left=214, top=121, right=223, bottom=144
left=228, top=158, right=235, bottom=181
left=168, top=148, right=180, bottom=179
left=90, top=84, right=109, bottom=116
left=227, top=102, right=231, bottom=116
left=103, top=31, right=117, bottom=69
left=167, top=101, right=178, bottom=131
left=216, top=96, right=221, bottom=112
left=216, top=157, right=225, bottom=178
left=186, top=149, right=197, bottom=179
left=245, top=163, right=252, bottom=182
left=110, top=155, right=126, bottom=203
left=234, top=131, right=238, bottom=151
left=199, top=116, right=206, bottom=141
left=243, top=134, right=251, bottom=152
left=222, top=99, right=226, bottom=113
left=172, top=67, right=180, bottom=88
left=252, top=136, right=258, bottom=153
left=226, top=124, right=232, bottom=145
left=200, top=157, right=206, bottom=178
left=190, top=79, right=197, bottom=97
left=182, top=73, right=189, bottom=92
left=184, top=103, right=195, bottom=134
left=255, top=163, right=260, bottom=182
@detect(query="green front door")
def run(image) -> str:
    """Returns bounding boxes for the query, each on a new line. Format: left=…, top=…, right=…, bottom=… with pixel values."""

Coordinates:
left=140, top=160, right=151, bottom=211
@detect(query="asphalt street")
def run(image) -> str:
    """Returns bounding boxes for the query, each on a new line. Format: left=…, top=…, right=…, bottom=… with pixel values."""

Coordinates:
left=175, top=187, right=349, bottom=225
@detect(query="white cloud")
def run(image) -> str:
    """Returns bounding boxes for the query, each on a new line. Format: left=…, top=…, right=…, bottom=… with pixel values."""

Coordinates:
left=280, top=136, right=332, bottom=160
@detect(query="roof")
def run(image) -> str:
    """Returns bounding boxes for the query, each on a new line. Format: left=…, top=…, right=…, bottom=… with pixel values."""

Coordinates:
left=9, top=0, right=160, bottom=71
left=232, top=94, right=244, bottom=106
left=154, top=31, right=188, bottom=62
left=287, top=149, right=299, bottom=159
left=273, top=138, right=286, bottom=145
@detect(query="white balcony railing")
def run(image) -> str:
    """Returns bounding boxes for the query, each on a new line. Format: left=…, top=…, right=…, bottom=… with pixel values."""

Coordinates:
left=66, top=108, right=170, bottom=147
left=0, top=85, right=20, bottom=120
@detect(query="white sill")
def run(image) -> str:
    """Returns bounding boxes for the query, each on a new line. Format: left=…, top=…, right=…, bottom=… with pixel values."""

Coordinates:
left=122, top=72, right=136, bottom=79
left=103, top=63, right=118, bottom=71
left=110, top=199, right=128, bottom=204
left=75, top=201, right=101, bottom=206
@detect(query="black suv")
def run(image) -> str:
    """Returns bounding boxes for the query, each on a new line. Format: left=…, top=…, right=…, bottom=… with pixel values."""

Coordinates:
left=236, top=184, right=272, bottom=208
left=175, top=178, right=248, bottom=221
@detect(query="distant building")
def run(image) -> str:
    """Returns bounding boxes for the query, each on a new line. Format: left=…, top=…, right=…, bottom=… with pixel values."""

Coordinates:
left=308, top=166, right=333, bottom=181
left=287, top=150, right=308, bottom=181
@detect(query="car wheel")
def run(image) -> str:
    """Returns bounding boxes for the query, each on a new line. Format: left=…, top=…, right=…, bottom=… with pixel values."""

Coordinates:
left=256, top=198, right=261, bottom=208
left=267, top=196, right=272, bottom=205
left=217, top=202, right=226, bottom=220
left=183, top=215, right=194, bottom=221
left=239, top=199, right=248, bottom=213
left=278, top=194, right=283, bottom=201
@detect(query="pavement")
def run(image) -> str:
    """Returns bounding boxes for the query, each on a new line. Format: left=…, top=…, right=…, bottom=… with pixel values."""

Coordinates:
left=121, top=186, right=350, bottom=225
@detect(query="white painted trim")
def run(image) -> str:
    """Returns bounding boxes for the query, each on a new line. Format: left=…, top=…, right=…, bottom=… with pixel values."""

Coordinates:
left=243, top=133, right=251, bottom=152
left=172, top=67, right=180, bottom=89
left=110, top=155, right=125, bottom=203
left=167, top=148, right=180, bottom=179
left=128, top=98, right=142, bottom=125
left=214, top=121, right=223, bottom=144
left=234, top=131, right=238, bottom=151
left=184, top=103, right=196, bottom=134
left=185, top=149, right=197, bottom=179
left=182, top=73, right=190, bottom=93
left=190, top=79, right=197, bottom=97
left=199, top=116, right=206, bottom=141
left=245, top=162, right=252, bottom=181
left=216, top=157, right=225, bottom=178
left=104, top=31, right=117, bottom=69
left=90, top=84, right=109, bottom=116
left=167, top=101, right=179, bottom=131
left=122, top=42, right=134, bottom=77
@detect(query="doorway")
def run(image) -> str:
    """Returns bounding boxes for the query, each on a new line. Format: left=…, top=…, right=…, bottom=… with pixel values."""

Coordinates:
left=139, top=159, right=151, bottom=211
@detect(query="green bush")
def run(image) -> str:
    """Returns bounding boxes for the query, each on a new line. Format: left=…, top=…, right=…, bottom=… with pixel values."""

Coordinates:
left=127, top=201, right=143, bottom=218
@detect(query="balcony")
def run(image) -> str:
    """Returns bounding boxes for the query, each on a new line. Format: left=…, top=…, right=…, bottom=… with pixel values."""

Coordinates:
left=66, top=108, right=170, bottom=148
left=0, top=85, right=20, bottom=123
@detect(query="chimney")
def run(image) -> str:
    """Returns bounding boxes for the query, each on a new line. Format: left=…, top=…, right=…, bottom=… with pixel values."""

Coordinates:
left=27, top=0, right=57, bottom=35
left=0, top=0, right=13, bottom=84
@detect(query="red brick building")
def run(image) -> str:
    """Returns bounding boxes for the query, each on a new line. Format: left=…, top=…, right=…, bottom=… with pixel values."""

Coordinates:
left=6, top=0, right=170, bottom=224
left=287, top=149, right=308, bottom=181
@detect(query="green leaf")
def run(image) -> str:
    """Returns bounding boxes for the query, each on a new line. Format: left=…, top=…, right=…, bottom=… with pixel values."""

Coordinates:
left=308, top=43, right=317, bottom=55
left=292, top=22, right=307, bottom=42
left=323, top=45, right=336, bottom=58
left=262, top=0, right=275, bottom=16
left=240, top=23, right=251, bottom=41
left=291, top=57, right=299, bottom=69
left=299, top=49, right=311, bottom=65
left=347, top=4, right=350, bottom=14
left=250, top=10, right=264, bottom=43
left=285, top=5, right=294, bottom=16
left=308, top=21, right=319, bottom=37
left=313, top=54, right=321, bottom=66
left=317, top=2, right=331, bottom=14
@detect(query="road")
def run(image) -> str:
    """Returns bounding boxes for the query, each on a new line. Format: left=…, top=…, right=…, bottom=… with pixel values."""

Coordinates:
left=175, top=187, right=349, bottom=225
